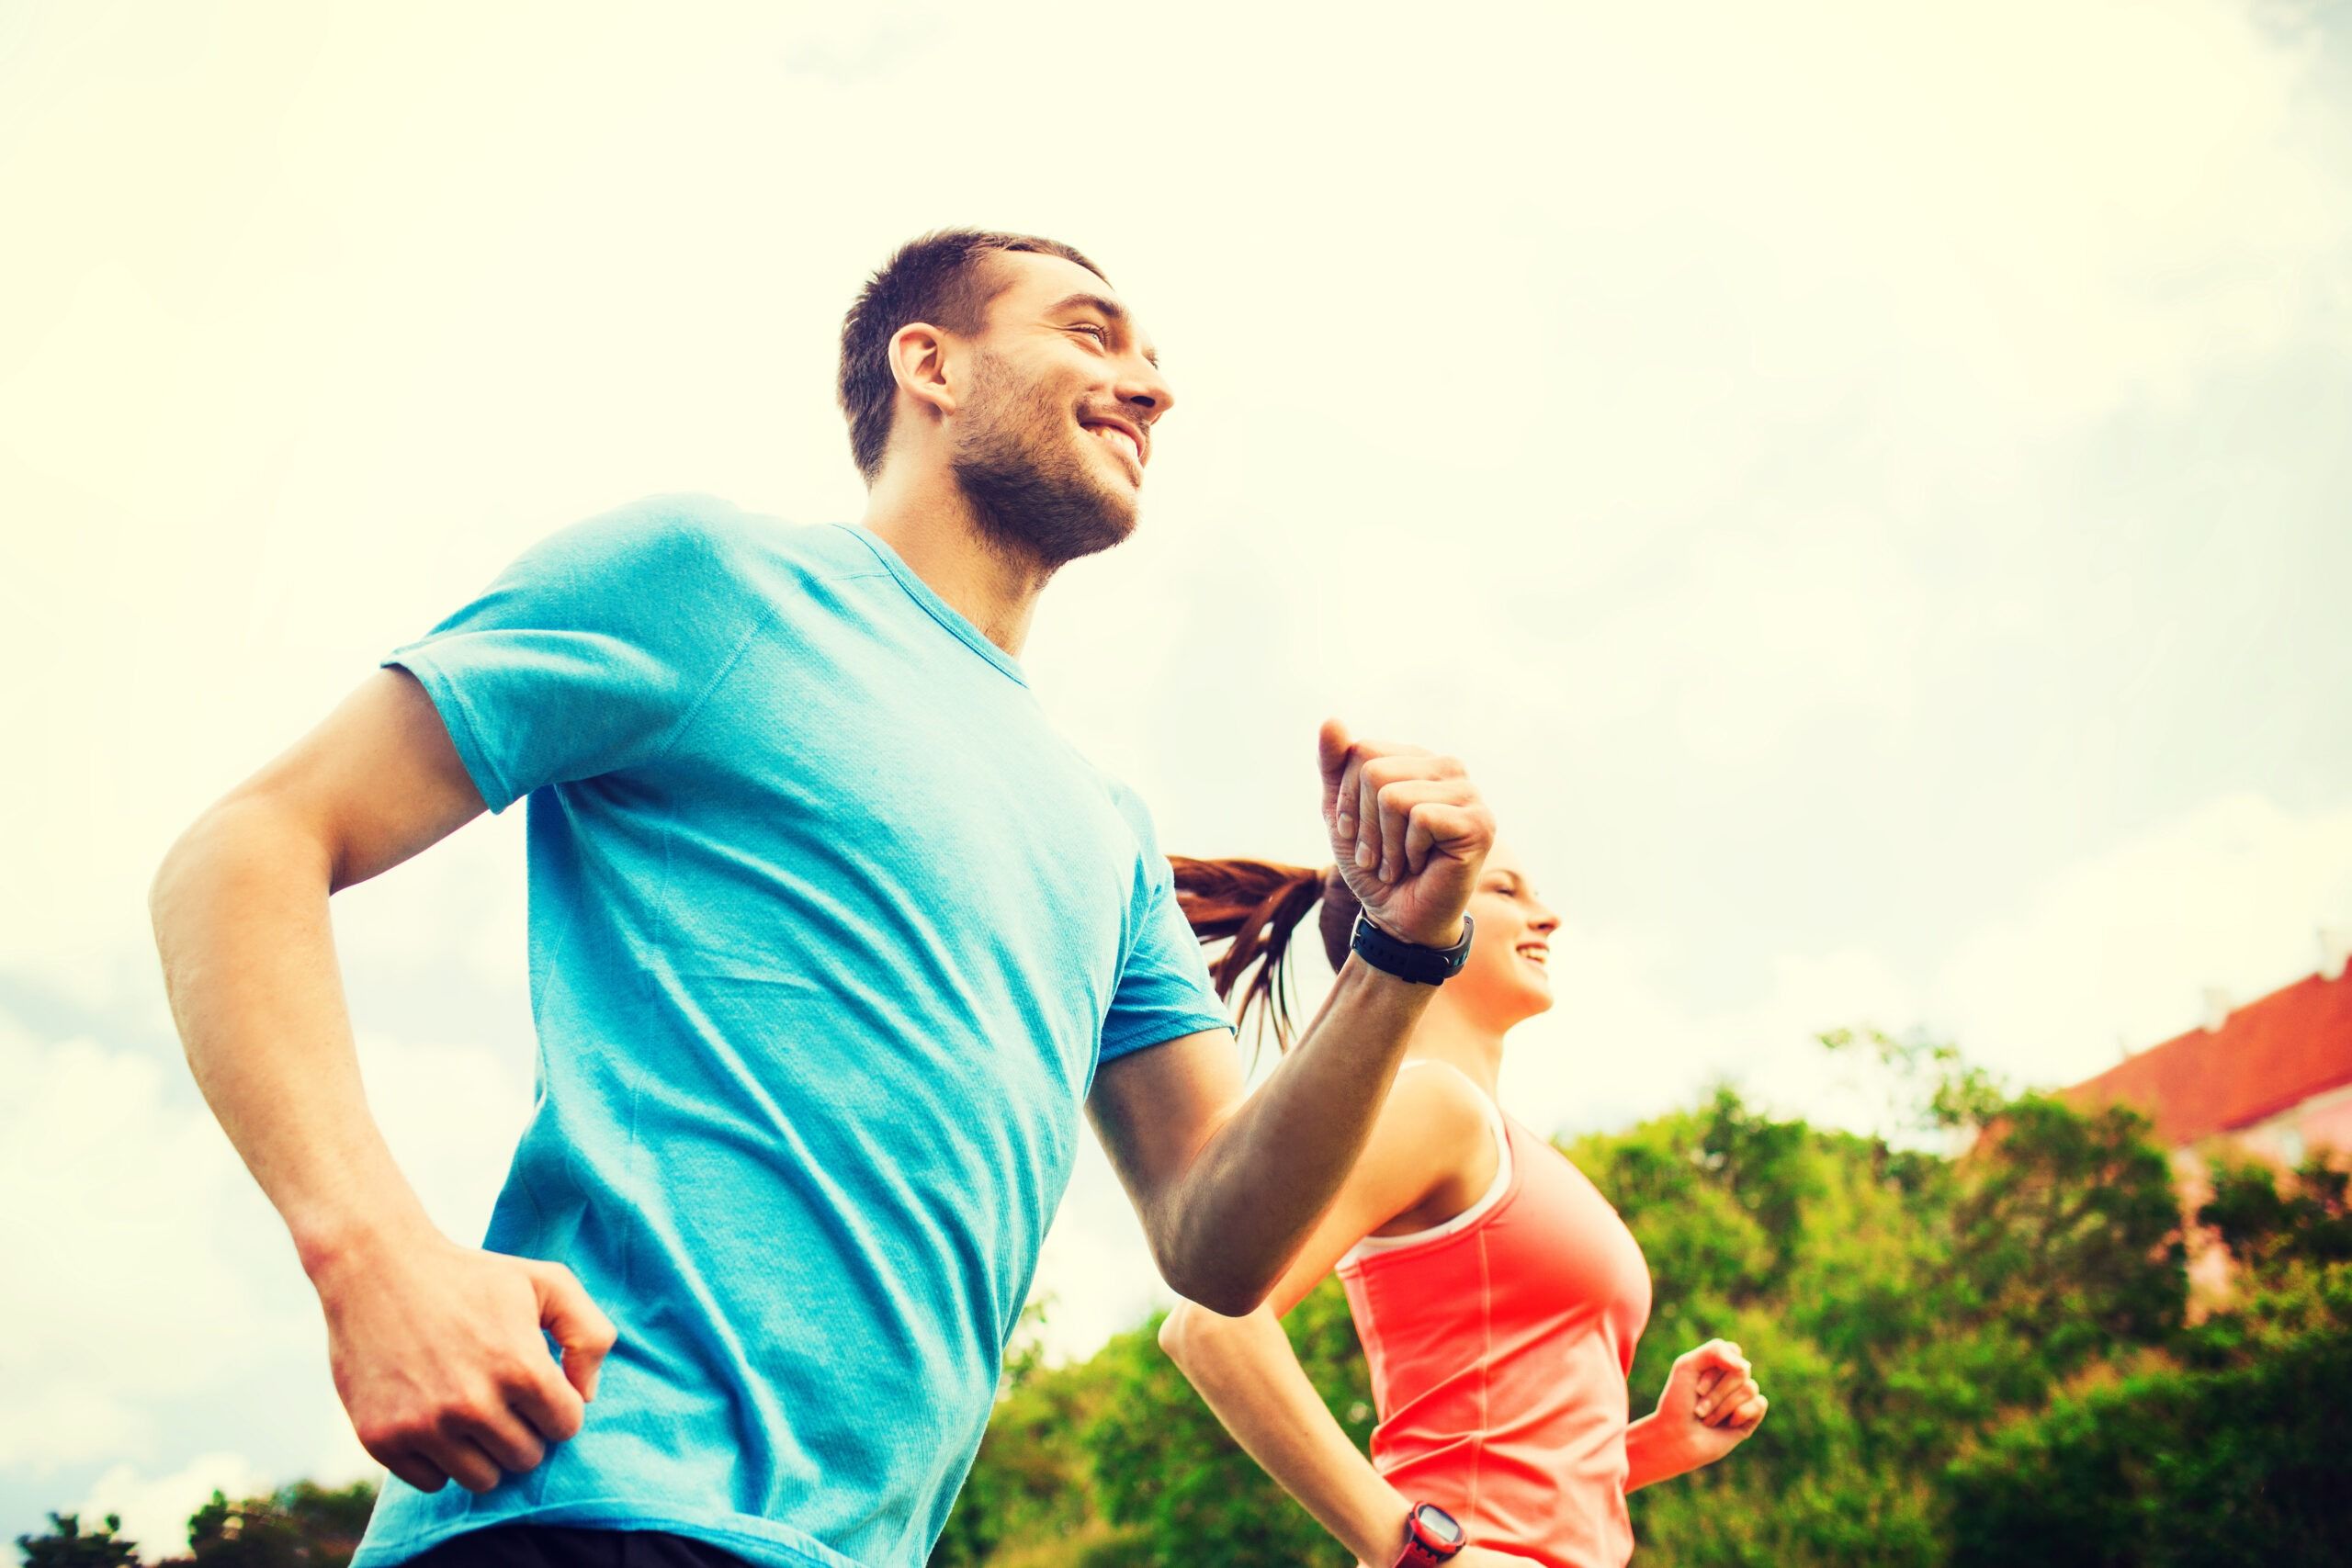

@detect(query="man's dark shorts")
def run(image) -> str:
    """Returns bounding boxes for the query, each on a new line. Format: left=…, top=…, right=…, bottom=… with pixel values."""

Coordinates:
left=405, top=1526, right=754, bottom=1568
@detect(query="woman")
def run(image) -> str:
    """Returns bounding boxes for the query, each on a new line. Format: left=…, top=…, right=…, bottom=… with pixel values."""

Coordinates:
left=1159, top=847, right=1769, bottom=1568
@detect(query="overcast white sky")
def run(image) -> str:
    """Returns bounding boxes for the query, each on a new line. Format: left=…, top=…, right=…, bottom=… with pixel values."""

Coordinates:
left=5, top=0, right=2351, bottom=1556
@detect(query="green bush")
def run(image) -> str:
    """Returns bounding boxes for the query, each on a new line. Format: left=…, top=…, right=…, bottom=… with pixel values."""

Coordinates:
left=1946, top=1315, right=2352, bottom=1567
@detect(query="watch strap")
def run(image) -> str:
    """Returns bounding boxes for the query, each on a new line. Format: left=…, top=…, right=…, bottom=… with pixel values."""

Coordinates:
left=1351, top=913, right=1474, bottom=985
left=1394, top=1501, right=1467, bottom=1565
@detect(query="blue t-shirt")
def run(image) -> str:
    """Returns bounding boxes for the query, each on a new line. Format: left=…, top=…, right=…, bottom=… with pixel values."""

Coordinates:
left=351, top=496, right=1233, bottom=1568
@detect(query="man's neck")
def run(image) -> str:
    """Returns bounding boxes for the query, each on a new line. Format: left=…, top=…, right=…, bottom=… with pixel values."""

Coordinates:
left=858, top=470, right=1056, bottom=660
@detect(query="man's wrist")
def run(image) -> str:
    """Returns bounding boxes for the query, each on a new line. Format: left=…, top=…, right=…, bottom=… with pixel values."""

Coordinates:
left=294, top=1204, right=439, bottom=1294
left=1363, top=910, right=1466, bottom=951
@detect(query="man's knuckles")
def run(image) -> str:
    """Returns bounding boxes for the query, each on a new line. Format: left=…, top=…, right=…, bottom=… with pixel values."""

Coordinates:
left=358, top=1410, right=445, bottom=1458
left=537, top=1398, right=588, bottom=1441
left=1361, top=751, right=1464, bottom=784
left=428, top=1393, right=503, bottom=1440
left=363, top=1388, right=509, bottom=1449
left=486, top=1347, right=565, bottom=1394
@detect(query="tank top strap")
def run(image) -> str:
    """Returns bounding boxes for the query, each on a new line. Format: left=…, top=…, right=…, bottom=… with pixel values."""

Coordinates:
left=1396, top=1057, right=1509, bottom=1146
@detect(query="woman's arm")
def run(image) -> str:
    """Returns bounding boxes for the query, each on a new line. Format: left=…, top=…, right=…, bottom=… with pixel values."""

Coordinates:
left=1159, top=1302, right=1417, bottom=1564
left=1159, top=1067, right=1532, bottom=1567
left=1623, top=1339, right=1769, bottom=1492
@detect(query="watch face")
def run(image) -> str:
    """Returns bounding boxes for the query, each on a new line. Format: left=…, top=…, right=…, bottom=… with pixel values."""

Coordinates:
left=1412, top=1503, right=1464, bottom=1546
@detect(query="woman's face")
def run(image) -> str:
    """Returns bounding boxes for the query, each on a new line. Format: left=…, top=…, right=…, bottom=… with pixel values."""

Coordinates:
left=1450, top=841, right=1562, bottom=1031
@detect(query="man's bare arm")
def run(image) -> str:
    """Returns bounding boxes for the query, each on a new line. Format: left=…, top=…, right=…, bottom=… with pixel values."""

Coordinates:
left=150, top=668, right=614, bottom=1494
left=1089, top=719, right=1493, bottom=1314
left=1090, top=964, right=1433, bottom=1314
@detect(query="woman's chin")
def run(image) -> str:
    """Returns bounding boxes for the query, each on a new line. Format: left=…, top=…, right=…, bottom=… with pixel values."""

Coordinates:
left=1509, top=976, right=1555, bottom=1021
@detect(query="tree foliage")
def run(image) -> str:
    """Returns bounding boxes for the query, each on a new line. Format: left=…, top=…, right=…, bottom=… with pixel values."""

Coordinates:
left=166, top=1481, right=378, bottom=1567
left=14, top=1483, right=379, bottom=1568
left=15, top=1516, right=141, bottom=1568
left=1948, top=1158, right=2352, bottom=1565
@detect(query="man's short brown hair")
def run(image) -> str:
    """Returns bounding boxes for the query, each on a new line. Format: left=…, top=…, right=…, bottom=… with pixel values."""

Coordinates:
left=837, top=229, right=1108, bottom=482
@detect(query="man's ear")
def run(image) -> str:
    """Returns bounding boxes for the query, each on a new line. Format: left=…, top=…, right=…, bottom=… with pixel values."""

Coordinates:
left=890, top=321, right=957, bottom=419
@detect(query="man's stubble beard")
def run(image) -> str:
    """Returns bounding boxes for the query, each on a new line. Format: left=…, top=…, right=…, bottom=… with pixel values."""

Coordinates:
left=948, top=351, right=1137, bottom=572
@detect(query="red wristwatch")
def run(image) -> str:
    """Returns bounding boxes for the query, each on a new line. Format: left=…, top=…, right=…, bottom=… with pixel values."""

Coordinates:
left=1394, top=1501, right=1466, bottom=1566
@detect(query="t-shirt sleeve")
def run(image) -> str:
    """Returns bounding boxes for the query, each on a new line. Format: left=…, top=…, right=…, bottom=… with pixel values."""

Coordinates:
left=383, top=496, right=765, bottom=813
left=1099, top=787, right=1238, bottom=1062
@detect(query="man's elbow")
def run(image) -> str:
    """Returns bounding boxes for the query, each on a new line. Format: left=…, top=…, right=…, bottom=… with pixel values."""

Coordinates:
left=151, top=801, right=248, bottom=930
left=1183, top=1279, right=1269, bottom=1319
left=149, top=795, right=323, bottom=960
left=1153, top=1239, right=1271, bottom=1320
left=149, top=810, right=220, bottom=942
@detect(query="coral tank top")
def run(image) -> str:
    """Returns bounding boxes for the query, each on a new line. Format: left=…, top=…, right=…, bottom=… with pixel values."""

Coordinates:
left=1337, top=1072, right=1652, bottom=1568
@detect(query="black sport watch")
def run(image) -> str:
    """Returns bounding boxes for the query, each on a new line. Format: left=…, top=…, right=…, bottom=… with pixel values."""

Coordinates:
left=1350, top=913, right=1474, bottom=986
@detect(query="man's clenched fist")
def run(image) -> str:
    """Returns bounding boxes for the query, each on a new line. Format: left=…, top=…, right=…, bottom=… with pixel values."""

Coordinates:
left=313, top=1226, right=616, bottom=1495
left=1317, top=719, right=1496, bottom=951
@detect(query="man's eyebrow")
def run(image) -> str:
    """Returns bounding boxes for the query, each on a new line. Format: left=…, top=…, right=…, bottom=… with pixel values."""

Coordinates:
left=1046, top=291, right=1160, bottom=367
left=1046, top=290, right=1127, bottom=322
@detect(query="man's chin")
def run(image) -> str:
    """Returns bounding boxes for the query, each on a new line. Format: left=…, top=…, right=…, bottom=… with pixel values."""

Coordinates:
left=951, top=448, right=1138, bottom=569
left=1025, top=477, right=1141, bottom=564
left=1091, top=494, right=1141, bottom=547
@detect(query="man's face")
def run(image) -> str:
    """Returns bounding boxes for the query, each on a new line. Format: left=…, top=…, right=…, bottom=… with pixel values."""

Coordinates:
left=945, top=251, right=1174, bottom=568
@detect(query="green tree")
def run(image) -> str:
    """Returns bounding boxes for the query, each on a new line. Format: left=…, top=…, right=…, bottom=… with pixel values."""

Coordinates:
left=2199, top=1152, right=2352, bottom=1273
left=931, top=1306, right=1120, bottom=1568
left=15, top=1514, right=141, bottom=1568
left=161, top=1480, right=377, bottom=1567
left=1946, top=1292, right=2352, bottom=1567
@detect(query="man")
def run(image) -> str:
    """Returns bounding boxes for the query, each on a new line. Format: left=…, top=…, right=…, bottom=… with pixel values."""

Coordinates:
left=151, top=231, right=1495, bottom=1568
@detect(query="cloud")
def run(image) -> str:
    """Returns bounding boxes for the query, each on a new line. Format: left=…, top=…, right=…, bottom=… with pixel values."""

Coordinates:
left=0, top=1387, right=150, bottom=1476
left=1509, top=935, right=1927, bottom=1136
left=1931, top=794, right=2352, bottom=1085
left=0, top=1022, right=291, bottom=1471
left=0, top=1011, right=526, bottom=1493
left=1501, top=792, right=2352, bottom=1151
left=353, top=1030, right=537, bottom=1247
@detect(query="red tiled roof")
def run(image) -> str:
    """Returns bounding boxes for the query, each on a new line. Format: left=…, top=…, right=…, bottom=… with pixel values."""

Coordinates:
left=2060, top=968, right=2352, bottom=1146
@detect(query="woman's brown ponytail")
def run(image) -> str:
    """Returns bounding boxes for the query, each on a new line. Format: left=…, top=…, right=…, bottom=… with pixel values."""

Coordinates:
left=1169, top=855, right=1363, bottom=1055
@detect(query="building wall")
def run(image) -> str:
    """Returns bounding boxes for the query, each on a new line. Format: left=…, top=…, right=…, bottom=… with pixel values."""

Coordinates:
left=2224, top=1079, right=2352, bottom=1168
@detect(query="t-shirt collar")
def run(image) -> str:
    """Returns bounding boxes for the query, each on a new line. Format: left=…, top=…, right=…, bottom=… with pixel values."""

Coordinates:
left=835, top=524, right=1030, bottom=688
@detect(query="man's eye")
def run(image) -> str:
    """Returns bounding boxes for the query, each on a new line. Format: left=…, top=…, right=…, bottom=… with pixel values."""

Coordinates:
left=1071, top=323, right=1107, bottom=342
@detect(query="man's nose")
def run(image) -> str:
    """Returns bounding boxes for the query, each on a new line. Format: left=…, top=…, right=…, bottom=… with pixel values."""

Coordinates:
left=1117, top=356, right=1175, bottom=423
